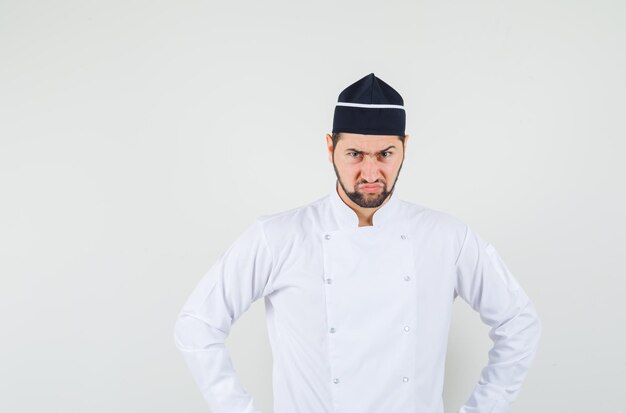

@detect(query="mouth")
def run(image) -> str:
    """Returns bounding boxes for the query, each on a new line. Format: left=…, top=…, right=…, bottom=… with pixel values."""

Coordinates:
left=359, top=184, right=383, bottom=193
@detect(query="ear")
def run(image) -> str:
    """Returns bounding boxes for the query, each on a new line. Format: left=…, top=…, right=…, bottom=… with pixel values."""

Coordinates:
left=325, top=133, right=334, bottom=163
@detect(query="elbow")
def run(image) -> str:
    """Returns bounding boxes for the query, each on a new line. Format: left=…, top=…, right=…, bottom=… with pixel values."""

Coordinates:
left=519, top=305, right=542, bottom=368
left=173, top=311, right=229, bottom=352
left=490, top=297, right=543, bottom=355
left=515, top=300, right=542, bottom=356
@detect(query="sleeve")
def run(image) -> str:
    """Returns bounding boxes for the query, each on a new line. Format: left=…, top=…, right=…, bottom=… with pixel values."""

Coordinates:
left=173, top=219, right=275, bottom=413
left=454, top=225, right=542, bottom=413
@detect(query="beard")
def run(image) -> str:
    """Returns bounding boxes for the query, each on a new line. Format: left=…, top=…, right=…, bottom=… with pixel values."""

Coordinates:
left=332, top=161, right=403, bottom=208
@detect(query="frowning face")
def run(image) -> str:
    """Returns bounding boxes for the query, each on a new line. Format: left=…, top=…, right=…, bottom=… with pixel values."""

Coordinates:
left=326, top=132, right=408, bottom=208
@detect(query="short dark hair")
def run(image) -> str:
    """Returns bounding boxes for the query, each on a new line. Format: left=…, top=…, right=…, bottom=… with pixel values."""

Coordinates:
left=331, top=132, right=406, bottom=149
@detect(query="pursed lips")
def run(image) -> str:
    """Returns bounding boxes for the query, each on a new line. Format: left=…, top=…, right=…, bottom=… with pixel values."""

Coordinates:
left=360, top=184, right=383, bottom=192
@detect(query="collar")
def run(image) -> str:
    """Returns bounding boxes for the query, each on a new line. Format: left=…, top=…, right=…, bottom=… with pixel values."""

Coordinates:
left=329, top=180, right=401, bottom=230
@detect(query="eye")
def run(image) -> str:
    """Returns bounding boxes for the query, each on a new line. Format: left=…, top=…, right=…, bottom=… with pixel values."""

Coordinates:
left=348, top=151, right=361, bottom=158
left=381, top=151, right=393, bottom=158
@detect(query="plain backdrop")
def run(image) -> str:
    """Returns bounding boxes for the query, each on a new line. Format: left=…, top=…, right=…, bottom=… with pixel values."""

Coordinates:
left=1, top=1, right=625, bottom=412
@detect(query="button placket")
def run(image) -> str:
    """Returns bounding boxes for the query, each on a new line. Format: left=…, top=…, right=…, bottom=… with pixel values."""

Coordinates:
left=323, top=231, right=341, bottom=391
left=402, top=288, right=411, bottom=381
left=400, top=233, right=413, bottom=388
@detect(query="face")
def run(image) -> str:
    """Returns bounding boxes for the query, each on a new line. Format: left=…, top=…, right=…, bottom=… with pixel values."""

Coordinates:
left=326, top=132, right=409, bottom=208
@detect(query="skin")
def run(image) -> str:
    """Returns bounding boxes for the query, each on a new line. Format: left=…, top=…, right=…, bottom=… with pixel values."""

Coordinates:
left=325, top=132, right=410, bottom=227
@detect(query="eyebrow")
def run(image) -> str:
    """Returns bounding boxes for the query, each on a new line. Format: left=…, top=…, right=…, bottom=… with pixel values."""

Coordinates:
left=344, top=145, right=397, bottom=155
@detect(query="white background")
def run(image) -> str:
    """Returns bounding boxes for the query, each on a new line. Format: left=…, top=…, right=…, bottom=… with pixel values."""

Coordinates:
left=1, top=1, right=624, bottom=412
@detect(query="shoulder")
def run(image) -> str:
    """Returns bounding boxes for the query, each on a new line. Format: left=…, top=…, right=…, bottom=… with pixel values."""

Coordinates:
left=397, top=198, right=468, bottom=236
left=254, top=194, right=329, bottom=239
left=394, top=198, right=472, bottom=266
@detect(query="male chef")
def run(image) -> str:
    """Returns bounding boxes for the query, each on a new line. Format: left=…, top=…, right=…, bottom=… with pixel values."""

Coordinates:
left=174, top=73, right=542, bottom=413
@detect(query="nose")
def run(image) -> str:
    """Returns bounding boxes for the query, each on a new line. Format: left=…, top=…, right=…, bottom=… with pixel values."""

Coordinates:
left=360, top=156, right=382, bottom=183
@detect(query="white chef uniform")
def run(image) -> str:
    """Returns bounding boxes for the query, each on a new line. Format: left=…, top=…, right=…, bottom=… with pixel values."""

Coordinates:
left=174, top=182, right=542, bottom=413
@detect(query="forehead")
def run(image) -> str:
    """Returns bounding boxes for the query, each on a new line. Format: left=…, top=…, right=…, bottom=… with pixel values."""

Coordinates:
left=336, top=133, right=400, bottom=150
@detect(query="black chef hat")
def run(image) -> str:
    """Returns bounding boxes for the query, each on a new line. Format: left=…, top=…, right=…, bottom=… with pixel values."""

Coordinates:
left=332, top=73, right=405, bottom=136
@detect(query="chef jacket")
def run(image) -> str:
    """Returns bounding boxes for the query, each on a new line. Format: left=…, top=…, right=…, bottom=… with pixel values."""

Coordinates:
left=174, top=182, right=542, bottom=413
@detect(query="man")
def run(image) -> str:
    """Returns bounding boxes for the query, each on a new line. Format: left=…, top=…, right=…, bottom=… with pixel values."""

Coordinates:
left=174, top=73, right=541, bottom=413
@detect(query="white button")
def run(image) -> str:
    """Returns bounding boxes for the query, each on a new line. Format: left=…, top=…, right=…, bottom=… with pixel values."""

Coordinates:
left=333, top=378, right=340, bottom=384
left=402, top=377, right=409, bottom=382
left=404, top=326, right=410, bottom=332
left=326, top=278, right=333, bottom=284
left=400, top=234, right=407, bottom=240
left=403, top=275, right=411, bottom=281
left=329, top=327, right=336, bottom=333
left=325, top=234, right=331, bottom=240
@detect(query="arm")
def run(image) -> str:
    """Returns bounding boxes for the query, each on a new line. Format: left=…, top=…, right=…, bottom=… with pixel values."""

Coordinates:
left=454, top=225, right=542, bottom=413
left=174, top=219, right=274, bottom=413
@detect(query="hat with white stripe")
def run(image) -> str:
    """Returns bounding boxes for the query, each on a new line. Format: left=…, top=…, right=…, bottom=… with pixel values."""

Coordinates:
left=332, top=73, right=405, bottom=136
